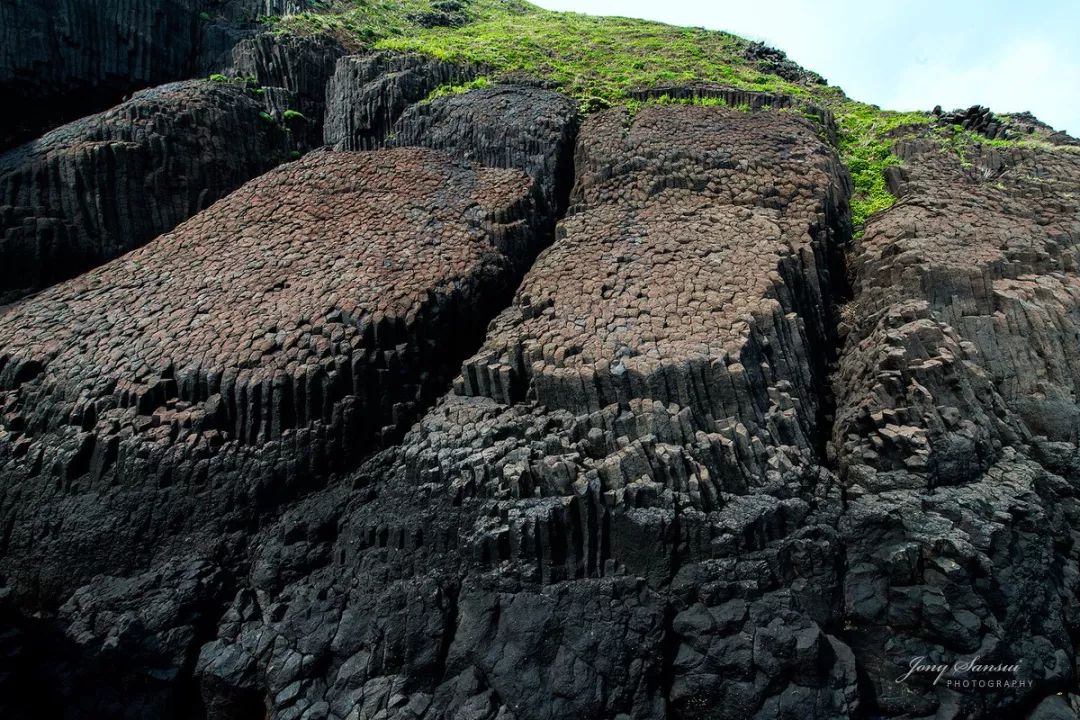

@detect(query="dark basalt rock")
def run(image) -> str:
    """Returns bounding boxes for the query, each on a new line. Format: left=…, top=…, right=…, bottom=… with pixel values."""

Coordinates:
left=190, top=105, right=860, bottom=719
left=742, top=40, right=827, bottom=86
left=0, top=147, right=548, bottom=604
left=933, top=104, right=1013, bottom=140
left=0, top=79, right=298, bottom=302
left=324, top=52, right=481, bottom=150
left=388, top=84, right=580, bottom=216
left=225, top=32, right=347, bottom=147
left=0, top=0, right=314, bottom=151
left=832, top=129, right=1080, bottom=717
left=626, top=83, right=839, bottom=145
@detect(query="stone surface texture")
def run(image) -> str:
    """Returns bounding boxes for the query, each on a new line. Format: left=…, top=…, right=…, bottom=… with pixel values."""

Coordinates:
left=0, top=148, right=547, bottom=608
left=0, top=0, right=310, bottom=150
left=0, top=79, right=300, bottom=302
left=832, top=131, right=1080, bottom=718
left=1, top=13, right=1080, bottom=718
left=324, top=52, right=480, bottom=151
left=190, top=105, right=859, bottom=720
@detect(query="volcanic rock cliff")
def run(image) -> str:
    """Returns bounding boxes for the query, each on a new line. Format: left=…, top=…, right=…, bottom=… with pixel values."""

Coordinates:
left=1, top=2, right=1079, bottom=720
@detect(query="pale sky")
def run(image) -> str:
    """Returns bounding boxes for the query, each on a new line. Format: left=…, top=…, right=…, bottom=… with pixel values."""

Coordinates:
left=533, top=0, right=1080, bottom=135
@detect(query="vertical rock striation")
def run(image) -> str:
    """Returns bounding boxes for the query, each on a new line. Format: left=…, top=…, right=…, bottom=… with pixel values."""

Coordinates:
left=225, top=33, right=346, bottom=147
left=0, top=79, right=300, bottom=302
left=388, top=84, right=580, bottom=217
left=0, top=0, right=315, bottom=150
left=832, top=132, right=1080, bottom=717
left=324, top=52, right=481, bottom=151
left=0, top=147, right=548, bottom=604
left=195, top=104, right=860, bottom=719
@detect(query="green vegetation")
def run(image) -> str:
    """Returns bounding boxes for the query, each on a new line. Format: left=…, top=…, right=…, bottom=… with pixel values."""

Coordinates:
left=273, top=0, right=533, bottom=48
left=273, top=0, right=1058, bottom=234
left=836, top=105, right=932, bottom=229
left=423, top=76, right=492, bottom=103
left=208, top=73, right=229, bottom=83
left=258, top=111, right=275, bottom=124
left=282, top=109, right=308, bottom=122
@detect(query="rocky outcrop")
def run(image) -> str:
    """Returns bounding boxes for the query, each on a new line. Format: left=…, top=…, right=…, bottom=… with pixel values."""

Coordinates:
left=0, top=79, right=300, bottom=302
left=324, top=52, right=480, bottom=150
left=742, top=41, right=827, bottom=86
left=0, top=147, right=549, bottom=604
left=225, top=33, right=346, bottom=147
left=627, top=84, right=838, bottom=144
left=190, top=105, right=859, bottom=719
left=0, top=0, right=312, bottom=150
left=832, top=132, right=1080, bottom=717
left=388, top=84, right=580, bottom=215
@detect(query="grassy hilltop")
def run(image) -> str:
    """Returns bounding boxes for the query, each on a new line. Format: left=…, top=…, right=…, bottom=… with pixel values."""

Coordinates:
left=265, top=0, right=1056, bottom=231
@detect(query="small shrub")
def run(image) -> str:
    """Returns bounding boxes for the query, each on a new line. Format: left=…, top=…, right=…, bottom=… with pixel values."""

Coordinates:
left=208, top=73, right=228, bottom=83
left=282, top=109, right=308, bottom=122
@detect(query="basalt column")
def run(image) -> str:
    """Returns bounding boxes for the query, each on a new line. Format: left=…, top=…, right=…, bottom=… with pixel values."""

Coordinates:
left=832, top=131, right=1080, bottom=718
left=197, top=104, right=861, bottom=720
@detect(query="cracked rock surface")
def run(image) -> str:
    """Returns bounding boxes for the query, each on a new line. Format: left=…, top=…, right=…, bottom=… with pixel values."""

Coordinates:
left=1, top=29, right=1080, bottom=715
left=186, top=105, right=859, bottom=720
left=0, top=0, right=309, bottom=150
left=831, top=132, right=1080, bottom=718
left=0, top=147, right=547, bottom=608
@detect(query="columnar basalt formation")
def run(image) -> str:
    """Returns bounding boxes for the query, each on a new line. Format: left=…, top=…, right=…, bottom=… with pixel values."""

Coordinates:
left=832, top=133, right=1080, bottom=717
left=0, top=0, right=308, bottom=150
left=388, top=85, right=580, bottom=216
left=626, top=84, right=839, bottom=144
left=323, top=52, right=480, bottom=150
left=0, top=147, right=547, bottom=603
left=225, top=33, right=347, bottom=147
left=2, top=2, right=1080, bottom=714
left=194, top=105, right=860, bottom=719
left=0, top=80, right=297, bottom=302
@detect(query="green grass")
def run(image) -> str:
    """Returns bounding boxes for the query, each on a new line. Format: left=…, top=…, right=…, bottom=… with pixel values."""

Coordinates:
left=272, top=1, right=1053, bottom=234
left=423, top=76, right=493, bottom=103
left=273, top=0, right=533, bottom=49
left=836, top=105, right=932, bottom=229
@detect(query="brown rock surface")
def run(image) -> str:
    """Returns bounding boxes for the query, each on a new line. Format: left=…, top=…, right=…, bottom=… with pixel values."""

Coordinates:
left=195, top=105, right=861, bottom=719
left=0, top=79, right=296, bottom=302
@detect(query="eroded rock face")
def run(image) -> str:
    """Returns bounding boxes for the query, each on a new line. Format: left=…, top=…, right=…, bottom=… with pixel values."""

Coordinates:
left=0, top=79, right=299, bottom=302
left=324, top=52, right=480, bottom=151
left=0, top=147, right=547, bottom=603
left=225, top=33, right=347, bottom=147
left=0, top=0, right=311, bottom=150
left=833, top=133, right=1080, bottom=717
left=388, top=85, right=580, bottom=216
left=192, top=105, right=859, bottom=719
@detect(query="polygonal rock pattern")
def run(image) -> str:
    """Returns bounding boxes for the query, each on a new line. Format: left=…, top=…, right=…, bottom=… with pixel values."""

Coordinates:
left=190, top=105, right=861, bottom=719
left=832, top=131, right=1080, bottom=716
left=462, top=106, right=849, bottom=456
left=324, top=52, right=479, bottom=151
left=0, top=147, right=546, bottom=602
left=0, top=79, right=297, bottom=302
left=388, top=84, right=580, bottom=216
